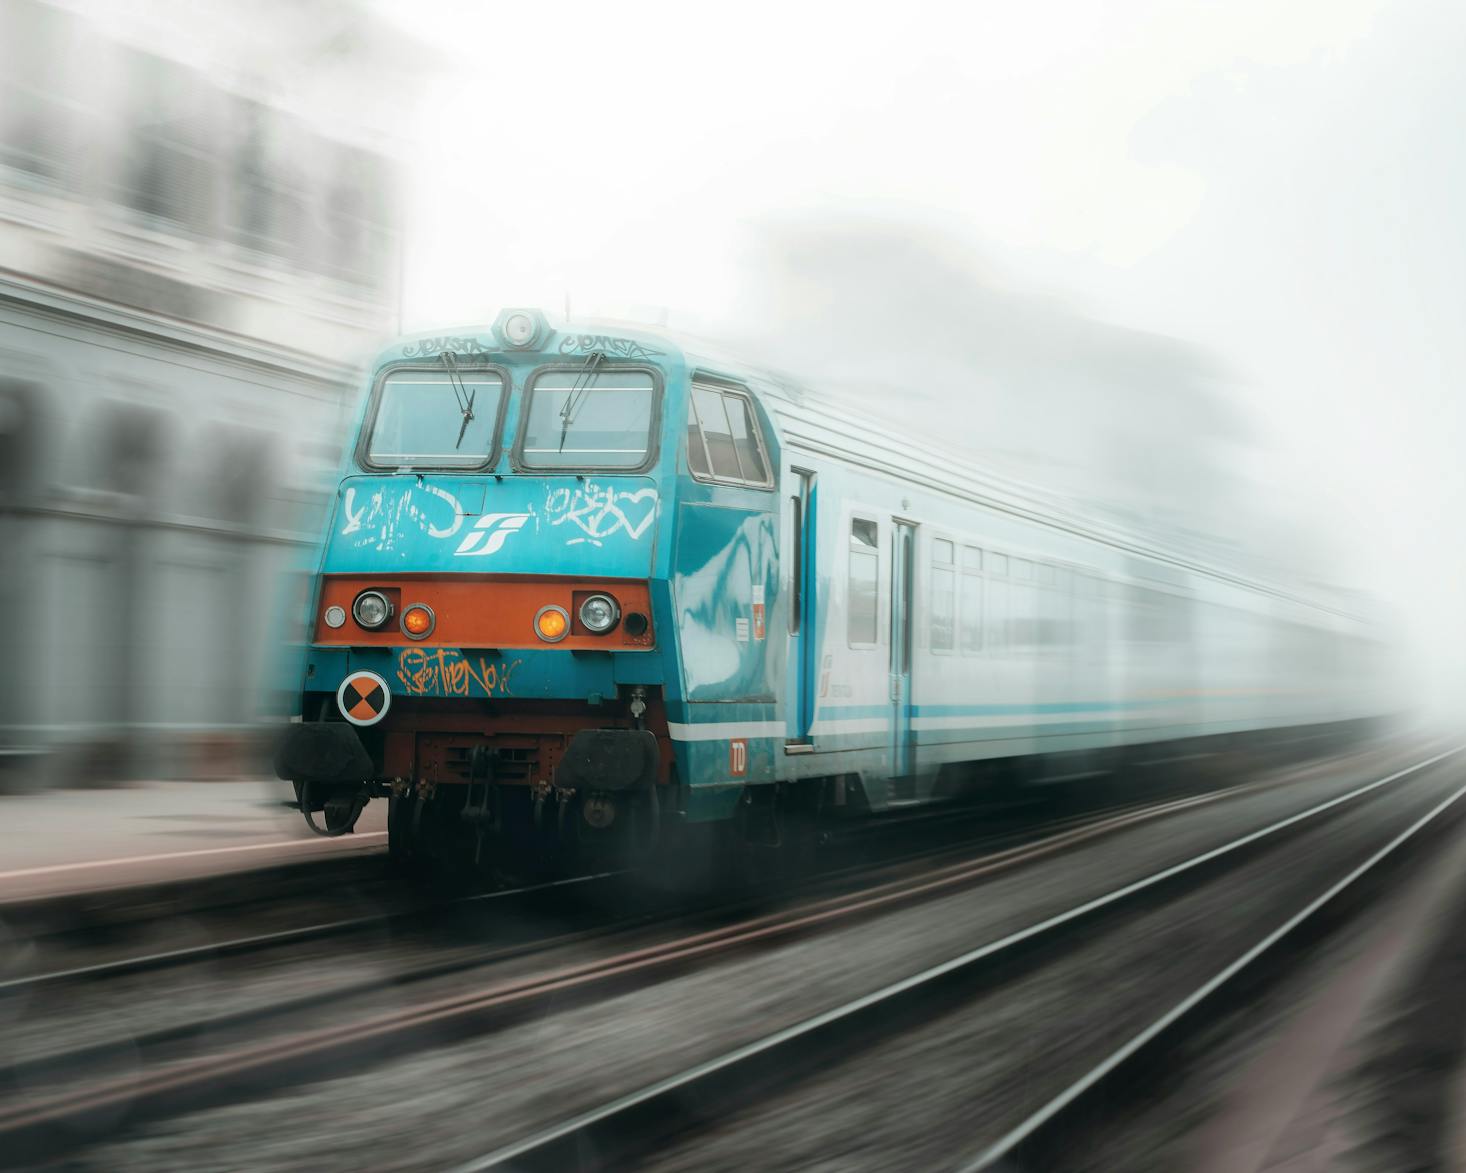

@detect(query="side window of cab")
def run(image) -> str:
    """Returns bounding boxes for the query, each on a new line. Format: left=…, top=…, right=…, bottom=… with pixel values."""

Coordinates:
left=686, top=380, right=773, bottom=489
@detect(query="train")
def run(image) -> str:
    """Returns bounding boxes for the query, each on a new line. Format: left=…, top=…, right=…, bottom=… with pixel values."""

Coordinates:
left=275, top=307, right=1389, bottom=872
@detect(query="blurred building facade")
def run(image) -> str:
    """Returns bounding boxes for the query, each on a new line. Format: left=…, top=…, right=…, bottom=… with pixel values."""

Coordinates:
left=0, top=0, right=418, bottom=786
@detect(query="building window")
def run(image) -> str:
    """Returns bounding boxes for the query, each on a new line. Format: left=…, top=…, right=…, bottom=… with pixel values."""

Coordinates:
left=322, top=144, right=396, bottom=290
left=848, top=517, right=879, bottom=645
left=229, top=99, right=308, bottom=263
left=0, top=1, right=75, bottom=184
left=114, top=49, right=216, bottom=233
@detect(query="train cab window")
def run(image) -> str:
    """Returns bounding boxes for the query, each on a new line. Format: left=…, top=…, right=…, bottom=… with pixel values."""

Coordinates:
left=960, top=545, right=983, bottom=653
left=687, top=422, right=711, bottom=477
left=366, top=369, right=506, bottom=469
left=520, top=368, right=657, bottom=470
left=688, top=382, right=773, bottom=488
left=931, top=539, right=955, bottom=652
left=848, top=517, right=879, bottom=645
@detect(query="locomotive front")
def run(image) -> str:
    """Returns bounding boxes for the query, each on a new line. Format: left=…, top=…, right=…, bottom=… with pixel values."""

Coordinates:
left=277, top=309, right=680, bottom=869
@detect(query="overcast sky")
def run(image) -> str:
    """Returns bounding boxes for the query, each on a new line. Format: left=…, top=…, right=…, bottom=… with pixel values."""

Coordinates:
left=385, top=0, right=1466, bottom=708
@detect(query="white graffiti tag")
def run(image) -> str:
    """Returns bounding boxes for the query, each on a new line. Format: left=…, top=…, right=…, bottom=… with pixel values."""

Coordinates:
left=454, top=513, right=532, bottom=557
left=340, top=484, right=466, bottom=552
left=543, top=484, right=658, bottom=547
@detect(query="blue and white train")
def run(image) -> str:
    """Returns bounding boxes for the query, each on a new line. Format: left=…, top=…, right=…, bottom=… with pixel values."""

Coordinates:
left=276, top=307, right=1387, bottom=864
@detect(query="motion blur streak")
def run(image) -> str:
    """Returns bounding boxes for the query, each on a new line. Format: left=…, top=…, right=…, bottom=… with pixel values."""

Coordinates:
left=0, top=0, right=425, bottom=787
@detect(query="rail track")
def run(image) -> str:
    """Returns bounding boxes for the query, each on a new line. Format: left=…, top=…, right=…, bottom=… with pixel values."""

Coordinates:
left=0, top=868, right=617, bottom=994
left=0, top=752, right=1330, bottom=1165
left=443, top=745, right=1463, bottom=1172
left=957, top=764, right=1466, bottom=1171
left=2, top=735, right=1375, bottom=997
left=0, top=793, right=1168, bottom=1009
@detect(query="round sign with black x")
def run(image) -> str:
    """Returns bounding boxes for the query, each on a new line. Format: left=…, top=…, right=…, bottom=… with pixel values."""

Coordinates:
left=337, top=670, right=391, bottom=727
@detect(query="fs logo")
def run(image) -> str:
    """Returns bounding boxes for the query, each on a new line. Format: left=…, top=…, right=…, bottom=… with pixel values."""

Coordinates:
left=729, top=738, right=748, bottom=777
left=454, top=513, right=531, bottom=557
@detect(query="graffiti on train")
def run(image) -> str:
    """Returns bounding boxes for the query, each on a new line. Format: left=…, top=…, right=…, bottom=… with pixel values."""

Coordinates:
left=556, top=334, right=664, bottom=360
left=397, top=648, right=522, bottom=698
left=340, top=484, right=467, bottom=553
left=543, top=483, right=657, bottom=547
left=339, top=482, right=657, bottom=554
left=400, top=336, right=494, bottom=359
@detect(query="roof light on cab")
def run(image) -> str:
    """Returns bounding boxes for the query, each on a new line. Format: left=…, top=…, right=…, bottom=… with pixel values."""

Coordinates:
left=494, top=307, right=548, bottom=350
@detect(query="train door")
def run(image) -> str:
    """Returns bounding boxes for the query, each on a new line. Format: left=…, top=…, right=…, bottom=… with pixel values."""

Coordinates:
left=890, top=520, right=917, bottom=779
left=786, top=469, right=817, bottom=749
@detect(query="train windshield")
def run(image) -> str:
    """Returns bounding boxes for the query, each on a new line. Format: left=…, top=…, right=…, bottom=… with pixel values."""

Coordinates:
left=519, top=368, right=657, bottom=470
left=365, top=370, right=505, bottom=469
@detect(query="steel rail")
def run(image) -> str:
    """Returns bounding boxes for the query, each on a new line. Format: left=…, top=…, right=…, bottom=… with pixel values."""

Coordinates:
left=0, top=767, right=1278, bottom=1154
left=2, top=764, right=1272, bottom=995
left=957, top=762, right=1466, bottom=1171
left=0, top=869, right=617, bottom=994
left=0, top=789, right=1236, bottom=1101
left=452, top=745, right=1462, bottom=1172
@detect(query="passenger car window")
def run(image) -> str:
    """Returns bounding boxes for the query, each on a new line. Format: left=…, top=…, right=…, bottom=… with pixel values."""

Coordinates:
left=520, top=369, right=657, bottom=470
left=960, top=546, right=983, bottom=653
left=931, top=539, right=955, bottom=652
left=986, top=577, right=1010, bottom=652
left=365, top=369, right=505, bottom=469
left=848, top=517, right=879, bottom=645
left=688, top=382, right=773, bottom=488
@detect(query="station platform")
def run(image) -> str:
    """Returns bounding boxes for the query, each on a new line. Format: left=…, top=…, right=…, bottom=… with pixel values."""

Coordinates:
left=0, top=777, right=388, bottom=904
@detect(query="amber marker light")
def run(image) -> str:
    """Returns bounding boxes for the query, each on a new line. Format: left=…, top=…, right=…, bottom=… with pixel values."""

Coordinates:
left=534, top=605, right=570, bottom=642
left=401, top=604, right=435, bottom=640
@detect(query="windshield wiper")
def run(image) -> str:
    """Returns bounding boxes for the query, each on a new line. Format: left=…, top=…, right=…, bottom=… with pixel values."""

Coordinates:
left=441, top=351, right=475, bottom=449
left=558, top=350, right=603, bottom=453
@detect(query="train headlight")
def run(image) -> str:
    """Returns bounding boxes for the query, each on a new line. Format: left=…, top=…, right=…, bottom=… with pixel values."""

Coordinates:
left=401, top=603, right=435, bottom=640
left=502, top=311, right=536, bottom=347
left=323, top=605, right=346, bottom=629
left=494, top=307, right=547, bottom=349
left=534, top=605, right=570, bottom=642
left=352, top=589, right=392, bottom=630
left=578, top=593, right=620, bottom=634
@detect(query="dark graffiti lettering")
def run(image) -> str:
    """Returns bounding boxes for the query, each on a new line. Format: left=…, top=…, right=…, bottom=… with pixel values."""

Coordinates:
left=401, top=336, right=494, bottom=359
left=556, top=334, right=664, bottom=360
